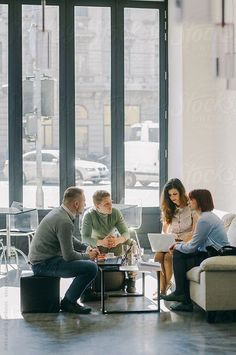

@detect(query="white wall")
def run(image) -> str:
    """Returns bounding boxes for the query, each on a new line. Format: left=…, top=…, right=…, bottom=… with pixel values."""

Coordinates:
left=168, top=0, right=183, bottom=179
left=168, top=0, right=236, bottom=212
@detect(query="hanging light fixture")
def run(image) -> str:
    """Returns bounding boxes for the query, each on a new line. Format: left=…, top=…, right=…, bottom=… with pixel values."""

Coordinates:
left=215, top=23, right=234, bottom=78
left=226, top=0, right=236, bottom=89
left=42, top=0, right=46, bottom=32
left=214, top=0, right=236, bottom=88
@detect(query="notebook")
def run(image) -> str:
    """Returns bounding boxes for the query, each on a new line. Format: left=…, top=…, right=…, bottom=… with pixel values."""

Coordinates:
left=148, top=233, right=176, bottom=252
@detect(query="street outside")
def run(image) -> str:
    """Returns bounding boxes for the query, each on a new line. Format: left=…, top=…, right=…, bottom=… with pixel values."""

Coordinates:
left=0, top=179, right=160, bottom=208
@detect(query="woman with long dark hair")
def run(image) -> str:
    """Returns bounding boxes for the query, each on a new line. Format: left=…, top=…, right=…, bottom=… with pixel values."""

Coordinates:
left=161, top=189, right=229, bottom=312
left=153, top=178, right=198, bottom=298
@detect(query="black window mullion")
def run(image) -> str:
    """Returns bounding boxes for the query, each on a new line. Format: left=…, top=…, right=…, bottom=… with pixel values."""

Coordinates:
left=111, top=0, right=124, bottom=203
left=8, top=0, right=23, bottom=205
left=59, top=0, right=75, bottom=202
left=159, top=1, right=168, bottom=193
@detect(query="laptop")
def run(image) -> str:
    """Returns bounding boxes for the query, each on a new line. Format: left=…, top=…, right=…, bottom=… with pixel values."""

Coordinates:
left=97, top=256, right=123, bottom=266
left=148, top=233, right=176, bottom=252
left=97, top=245, right=133, bottom=266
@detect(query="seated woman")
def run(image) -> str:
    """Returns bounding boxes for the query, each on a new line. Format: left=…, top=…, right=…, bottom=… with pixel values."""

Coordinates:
left=161, top=189, right=229, bottom=312
left=153, top=178, right=198, bottom=298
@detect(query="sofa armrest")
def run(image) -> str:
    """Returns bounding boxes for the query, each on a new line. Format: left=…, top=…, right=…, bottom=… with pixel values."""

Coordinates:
left=200, top=256, right=236, bottom=271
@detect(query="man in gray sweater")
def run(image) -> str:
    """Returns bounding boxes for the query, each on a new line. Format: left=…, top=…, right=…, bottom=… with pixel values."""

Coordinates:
left=28, top=186, right=99, bottom=314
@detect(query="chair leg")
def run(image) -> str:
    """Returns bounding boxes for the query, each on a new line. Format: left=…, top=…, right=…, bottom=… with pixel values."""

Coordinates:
left=0, top=244, right=8, bottom=274
left=14, top=247, right=30, bottom=268
left=10, top=246, right=19, bottom=266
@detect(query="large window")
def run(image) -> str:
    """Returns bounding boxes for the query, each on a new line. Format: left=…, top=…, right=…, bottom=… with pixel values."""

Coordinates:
left=75, top=6, right=111, bottom=207
left=1, top=0, right=167, bottom=211
left=22, top=5, right=59, bottom=208
left=0, top=4, right=8, bottom=207
left=124, top=8, right=160, bottom=207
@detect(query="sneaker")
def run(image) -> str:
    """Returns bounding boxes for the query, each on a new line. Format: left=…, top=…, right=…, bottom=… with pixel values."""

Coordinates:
left=60, top=298, right=91, bottom=314
left=80, top=290, right=108, bottom=302
left=126, top=279, right=136, bottom=293
left=160, top=292, right=186, bottom=303
left=170, top=302, right=193, bottom=312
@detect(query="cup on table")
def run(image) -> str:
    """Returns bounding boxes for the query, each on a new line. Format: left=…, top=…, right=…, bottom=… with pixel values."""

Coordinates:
left=121, top=245, right=129, bottom=264
left=106, top=252, right=115, bottom=258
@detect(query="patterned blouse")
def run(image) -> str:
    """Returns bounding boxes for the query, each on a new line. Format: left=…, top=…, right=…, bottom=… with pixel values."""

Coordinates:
left=167, top=205, right=196, bottom=242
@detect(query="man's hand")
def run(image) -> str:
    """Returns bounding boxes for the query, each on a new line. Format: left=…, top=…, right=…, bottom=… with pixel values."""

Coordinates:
left=87, top=247, right=100, bottom=260
left=96, top=235, right=113, bottom=248
left=106, top=235, right=116, bottom=249
left=106, top=235, right=126, bottom=248
left=96, top=235, right=126, bottom=249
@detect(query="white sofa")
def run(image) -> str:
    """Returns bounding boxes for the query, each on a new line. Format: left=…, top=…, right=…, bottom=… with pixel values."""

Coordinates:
left=187, top=211, right=236, bottom=322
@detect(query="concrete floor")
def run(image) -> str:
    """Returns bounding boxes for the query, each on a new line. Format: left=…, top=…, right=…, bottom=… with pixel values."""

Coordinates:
left=1, top=261, right=236, bottom=355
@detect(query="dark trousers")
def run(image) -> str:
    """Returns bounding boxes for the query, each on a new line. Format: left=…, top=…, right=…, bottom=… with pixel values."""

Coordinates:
left=173, top=250, right=208, bottom=302
left=32, top=256, right=98, bottom=303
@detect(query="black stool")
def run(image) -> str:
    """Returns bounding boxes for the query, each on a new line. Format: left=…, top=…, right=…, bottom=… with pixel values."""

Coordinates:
left=20, top=271, right=60, bottom=313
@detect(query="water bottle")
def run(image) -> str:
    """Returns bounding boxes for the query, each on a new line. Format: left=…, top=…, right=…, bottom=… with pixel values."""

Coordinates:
left=130, top=240, right=138, bottom=265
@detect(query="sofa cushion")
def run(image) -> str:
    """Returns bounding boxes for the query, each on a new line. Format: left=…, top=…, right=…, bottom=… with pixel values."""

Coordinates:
left=200, top=256, right=236, bottom=271
left=187, top=266, right=201, bottom=283
left=222, top=213, right=236, bottom=233
left=227, top=217, right=236, bottom=246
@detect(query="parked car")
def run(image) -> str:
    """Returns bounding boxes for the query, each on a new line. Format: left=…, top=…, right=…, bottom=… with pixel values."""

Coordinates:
left=125, top=141, right=159, bottom=187
left=3, top=150, right=109, bottom=185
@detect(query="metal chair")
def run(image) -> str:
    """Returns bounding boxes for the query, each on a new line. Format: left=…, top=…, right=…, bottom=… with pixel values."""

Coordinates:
left=0, top=238, right=8, bottom=274
left=113, top=204, right=142, bottom=248
left=0, top=203, right=38, bottom=268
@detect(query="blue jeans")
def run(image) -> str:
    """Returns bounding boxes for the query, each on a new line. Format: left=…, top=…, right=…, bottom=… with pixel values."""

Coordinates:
left=32, top=256, right=98, bottom=303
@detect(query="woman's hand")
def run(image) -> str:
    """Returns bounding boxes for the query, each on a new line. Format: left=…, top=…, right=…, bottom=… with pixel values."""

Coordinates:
left=173, top=233, right=183, bottom=242
left=169, top=243, right=177, bottom=254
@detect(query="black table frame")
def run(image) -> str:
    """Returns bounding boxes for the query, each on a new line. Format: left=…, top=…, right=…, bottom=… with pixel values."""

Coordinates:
left=99, top=265, right=160, bottom=314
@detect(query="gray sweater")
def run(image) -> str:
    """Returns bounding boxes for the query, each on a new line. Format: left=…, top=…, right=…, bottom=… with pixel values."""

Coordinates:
left=28, top=207, right=89, bottom=264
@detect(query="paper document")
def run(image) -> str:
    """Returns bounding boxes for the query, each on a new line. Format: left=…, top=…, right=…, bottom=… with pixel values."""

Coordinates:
left=138, top=260, right=161, bottom=271
left=138, top=260, right=161, bottom=267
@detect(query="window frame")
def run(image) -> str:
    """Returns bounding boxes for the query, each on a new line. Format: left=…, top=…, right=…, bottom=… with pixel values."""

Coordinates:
left=1, top=0, right=168, bottom=210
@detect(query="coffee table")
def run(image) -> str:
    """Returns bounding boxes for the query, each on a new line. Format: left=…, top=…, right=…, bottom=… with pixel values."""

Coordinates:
left=99, top=263, right=161, bottom=314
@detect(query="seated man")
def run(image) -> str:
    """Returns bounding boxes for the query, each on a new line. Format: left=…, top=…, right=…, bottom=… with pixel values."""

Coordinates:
left=28, top=186, right=99, bottom=314
left=81, top=190, right=136, bottom=296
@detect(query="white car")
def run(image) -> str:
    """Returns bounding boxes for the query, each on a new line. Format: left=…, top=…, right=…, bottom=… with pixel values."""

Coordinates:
left=3, top=150, right=109, bottom=185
